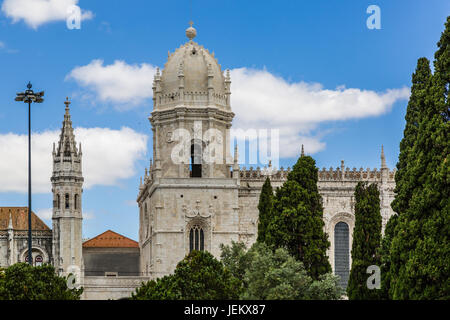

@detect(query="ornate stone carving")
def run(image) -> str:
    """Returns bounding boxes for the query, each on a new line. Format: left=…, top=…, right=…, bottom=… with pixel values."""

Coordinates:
left=182, top=201, right=213, bottom=219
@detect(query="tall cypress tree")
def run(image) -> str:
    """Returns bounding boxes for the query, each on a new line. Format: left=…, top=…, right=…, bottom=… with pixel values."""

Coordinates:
left=378, top=213, right=398, bottom=299
left=391, top=57, right=432, bottom=216
left=265, top=154, right=331, bottom=280
left=257, top=177, right=273, bottom=243
left=389, top=17, right=450, bottom=300
left=347, top=182, right=382, bottom=300
left=386, top=57, right=432, bottom=299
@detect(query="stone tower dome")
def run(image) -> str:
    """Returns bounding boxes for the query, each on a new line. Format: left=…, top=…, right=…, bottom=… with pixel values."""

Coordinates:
left=153, top=22, right=231, bottom=111
left=139, top=25, right=240, bottom=280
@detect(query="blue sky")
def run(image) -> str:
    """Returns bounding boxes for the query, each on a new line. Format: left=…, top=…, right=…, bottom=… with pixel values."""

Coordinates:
left=0, top=0, right=448, bottom=241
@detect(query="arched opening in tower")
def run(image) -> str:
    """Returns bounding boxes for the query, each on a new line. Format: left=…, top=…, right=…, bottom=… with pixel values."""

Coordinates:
left=190, top=141, right=202, bottom=177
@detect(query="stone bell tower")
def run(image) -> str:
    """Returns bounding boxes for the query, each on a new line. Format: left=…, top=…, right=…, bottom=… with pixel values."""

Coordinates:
left=137, top=23, right=242, bottom=278
left=51, top=98, right=84, bottom=277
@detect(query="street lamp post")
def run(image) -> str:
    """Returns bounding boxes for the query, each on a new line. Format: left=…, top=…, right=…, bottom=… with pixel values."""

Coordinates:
left=15, top=82, right=44, bottom=266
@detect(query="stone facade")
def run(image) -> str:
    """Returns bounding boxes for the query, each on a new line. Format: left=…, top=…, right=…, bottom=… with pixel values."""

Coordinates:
left=0, top=207, right=52, bottom=268
left=238, top=150, right=396, bottom=274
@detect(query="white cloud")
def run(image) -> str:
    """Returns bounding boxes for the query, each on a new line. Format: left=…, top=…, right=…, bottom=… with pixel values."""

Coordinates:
left=0, top=127, right=147, bottom=193
left=230, top=68, right=410, bottom=158
left=1, top=0, right=93, bottom=29
left=36, top=208, right=52, bottom=221
left=66, top=60, right=157, bottom=108
left=64, top=61, right=409, bottom=158
left=76, top=127, right=147, bottom=187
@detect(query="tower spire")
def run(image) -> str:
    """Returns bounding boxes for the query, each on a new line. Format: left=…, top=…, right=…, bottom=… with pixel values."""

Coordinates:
left=301, top=144, right=305, bottom=157
left=381, top=145, right=387, bottom=168
left=57, top=97, right=78, bottom=157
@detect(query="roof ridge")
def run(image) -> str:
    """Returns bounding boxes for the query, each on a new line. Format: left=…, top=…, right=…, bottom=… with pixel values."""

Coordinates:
left=82, top=229, right=138, bottom=248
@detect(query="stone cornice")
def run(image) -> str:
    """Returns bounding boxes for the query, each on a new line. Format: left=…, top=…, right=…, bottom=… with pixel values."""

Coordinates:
left=150, top=106, right=234, bottom=125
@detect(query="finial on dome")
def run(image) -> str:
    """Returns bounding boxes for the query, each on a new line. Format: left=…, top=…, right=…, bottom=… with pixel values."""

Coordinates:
left=186, top=21, right=197, bottom=41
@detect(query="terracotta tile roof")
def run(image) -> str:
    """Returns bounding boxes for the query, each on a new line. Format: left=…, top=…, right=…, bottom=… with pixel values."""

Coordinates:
left=82, top=230, right=139, bottom=248
left=0, top=207, right=50, bottom=231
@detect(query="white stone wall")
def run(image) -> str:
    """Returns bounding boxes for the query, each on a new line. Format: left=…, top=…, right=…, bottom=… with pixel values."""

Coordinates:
left=81, top=276, right=151, bottom=300
left=139, top=178, right=240, bottom=279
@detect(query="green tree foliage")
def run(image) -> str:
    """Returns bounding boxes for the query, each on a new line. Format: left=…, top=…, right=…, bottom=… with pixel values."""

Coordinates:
left=132, top=250, right=242, bottom=300
left=132, top=275, right=180, bottom=300
left=0, top=263, right=82, bottom=300
left=221, top=241, right=343, bottom=300
left=347, top=182, right=382, bottom=300
left=257, top=177, right=274, bottom=243
left=378, top=214, right=399, bottom=299
left=220, top=241, right=252, bottom=284
left=389, top=17, right=450, bottom=300
left=264, top=155, right=331, bottom=279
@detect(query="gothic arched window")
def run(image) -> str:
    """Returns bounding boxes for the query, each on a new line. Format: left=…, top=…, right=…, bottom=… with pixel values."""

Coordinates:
left=334, top=221, right=350, bottom=289
left=56, top=194, right=60, bottom=209
left=65, top=193, right=70, bottom=209
left=190, top=142, right=202, bottom=178
left=189, top=226, right=204, bottom=252
left=74, top=194, right=79, bottom=210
